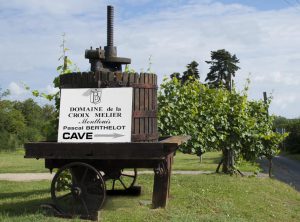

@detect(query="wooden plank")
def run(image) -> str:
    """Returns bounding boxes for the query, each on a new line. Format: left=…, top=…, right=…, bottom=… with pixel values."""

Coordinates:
left=134, top=73, right=140, bottom=137
left=144, top=74, right=149, bottom=137
left=87, top=71, right=92, bottom=87
left=108, top=71, right=114, bottom=82
left=45, top=159, right=162, bottom=170
left=81, top=72, right=87, bottom=88
left=152, top=159, right=171, bottom=208
left=24, top=142, right=171, bottom=160
left=95, top=71, right=101, bottom=88
left=78, top=72, right=82, bottom=88
left=102, top=71, right=108, bottom=84
left=139, top=73, right=145, bottom=139
left=153, top=74, right=157, bottom=137
left=128, top=73, right=135, bottom=137
left=122, top=72, right=129, bottom=86
left=159, top=135, right=191, bottom=145
left=149, top=74, right=153, bottom=138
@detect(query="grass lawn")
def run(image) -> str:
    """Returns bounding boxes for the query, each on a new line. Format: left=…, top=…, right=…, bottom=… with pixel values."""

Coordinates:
left=0, top=149, right=47, bottom=173
left=0, top=149, right=259, bottom=173
left=0, top=174, right=299, bottom=222
left=173, top=151, right=260, bottom=172
left=284, top=153, right=300, bottom=162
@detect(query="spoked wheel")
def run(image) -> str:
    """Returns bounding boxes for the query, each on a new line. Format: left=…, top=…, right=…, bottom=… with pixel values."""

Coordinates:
left=103, top=168, right=137, bottom=191
left=51, top=162, right=106, bottom=219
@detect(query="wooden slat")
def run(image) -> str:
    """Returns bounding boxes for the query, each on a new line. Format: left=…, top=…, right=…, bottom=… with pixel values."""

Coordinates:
left=134, top=73, right=140, bottom=137
left=144, top=74, right=149, bottom=137
left=153, top=74, right=157, bottom=137
left=24, top=142, right=170, bottom=160
left=159, top=135, right=191, bottom=145
left=152, top=158, right=170, bottom=208
left=139, top=73, right=145, bottom=140
left=102, top=71, right=108, bottom=84
left=149, top=74, right=153, bottom=138
left=129, top=73, right=135, bottom=137
left=122, top=72, right=129, bottom=86
left=81, top=72, right=87, bottom=88
left=108, top=72, right=114, bottom=82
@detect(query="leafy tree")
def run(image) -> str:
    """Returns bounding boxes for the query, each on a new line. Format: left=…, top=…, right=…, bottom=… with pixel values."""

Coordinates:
left=170, top=72, right=181, bottom=80
left=284, top=120, right=300, bottom=154
left=182, top=61, right=200, bottom=83
left=204, top=49, right=240, bottom=172
left=0, top=87, right=10, bottom=99
left=205, top=49, right=240, bottom=89
left=0, top=100, right=26, bottom=150
left=158, top=77, right=286, bottom=175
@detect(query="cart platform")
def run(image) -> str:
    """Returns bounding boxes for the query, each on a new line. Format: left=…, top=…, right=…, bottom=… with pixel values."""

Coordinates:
left=24, top=136, right=190, bottom=220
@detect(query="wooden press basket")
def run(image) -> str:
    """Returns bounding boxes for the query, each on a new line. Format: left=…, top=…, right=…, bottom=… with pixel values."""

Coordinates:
left=60, top=71, right=158, bottom=142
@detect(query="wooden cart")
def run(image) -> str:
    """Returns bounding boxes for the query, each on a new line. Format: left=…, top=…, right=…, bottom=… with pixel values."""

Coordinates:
left=24, top=136, right=189, bottom=220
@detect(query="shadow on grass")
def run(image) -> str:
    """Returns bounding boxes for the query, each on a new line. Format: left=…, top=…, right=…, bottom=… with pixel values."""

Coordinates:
left=0, top=188, right=54, bottom=219
left=0, top=189, right=49, bottom=200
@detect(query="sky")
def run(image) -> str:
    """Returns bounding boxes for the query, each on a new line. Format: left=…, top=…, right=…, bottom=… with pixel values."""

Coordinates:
left=0, top=0, right=299, bottom=118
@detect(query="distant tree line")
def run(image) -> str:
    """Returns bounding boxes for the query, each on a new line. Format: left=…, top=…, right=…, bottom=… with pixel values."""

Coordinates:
left=0, top=93, right=56, bottom=151
left=274, top=116, right=300, bottom=154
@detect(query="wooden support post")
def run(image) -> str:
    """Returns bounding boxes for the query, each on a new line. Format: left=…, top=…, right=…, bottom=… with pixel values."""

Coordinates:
left=152, top=153, right=173, bottom=208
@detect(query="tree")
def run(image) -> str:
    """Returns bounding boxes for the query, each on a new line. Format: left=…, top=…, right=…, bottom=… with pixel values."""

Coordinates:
left=0, top=87, right=10, bottom=99
left=0, top=100, right=26, bottom=150
left=182, top=61, right=200, bottom=84
left=170, top=61, right=200, bottom=84
left=204, top=49, right=240, bottom=173
left=158, top=77, right=286, bottom=175
left=205, top=49, right=240, bottom=89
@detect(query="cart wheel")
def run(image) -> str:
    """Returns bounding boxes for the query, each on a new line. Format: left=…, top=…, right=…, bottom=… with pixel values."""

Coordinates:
left=104, top=168, right=137, bottom=191
left=51, top=162, right=106, bottom=218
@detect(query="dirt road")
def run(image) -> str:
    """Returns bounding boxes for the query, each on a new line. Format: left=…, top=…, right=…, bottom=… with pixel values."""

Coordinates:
left=0, top=170, right=267, bottom=181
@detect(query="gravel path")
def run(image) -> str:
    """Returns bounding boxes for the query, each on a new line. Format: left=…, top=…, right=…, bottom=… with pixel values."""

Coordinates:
left=0, top=170, right=268, bottom=181
left=259, top=156, right=300, bottom=191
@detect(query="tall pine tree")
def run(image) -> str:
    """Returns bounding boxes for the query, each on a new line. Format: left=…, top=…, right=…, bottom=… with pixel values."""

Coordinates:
left=205, top=49, right=240, bottom=89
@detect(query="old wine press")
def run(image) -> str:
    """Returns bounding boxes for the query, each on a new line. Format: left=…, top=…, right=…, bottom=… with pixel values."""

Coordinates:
left=25, top=5, right=189, bottom=221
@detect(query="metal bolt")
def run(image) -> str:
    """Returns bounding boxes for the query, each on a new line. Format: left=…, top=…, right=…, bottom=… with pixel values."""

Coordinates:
left=107, top=5, right=114, bottom=47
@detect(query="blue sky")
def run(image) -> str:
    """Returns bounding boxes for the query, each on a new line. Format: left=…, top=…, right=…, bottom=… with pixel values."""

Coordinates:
left=0, top=0, right=300, bottom=118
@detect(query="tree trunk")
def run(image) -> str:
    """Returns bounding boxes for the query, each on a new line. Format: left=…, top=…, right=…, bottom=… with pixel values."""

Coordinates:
left=216, top=158, right=223, bottom=173
left=268, top=158, right=273, bottom=178
left=199, top=155, right=202, bottom=163
left=222, top=149, right=235, bottom=174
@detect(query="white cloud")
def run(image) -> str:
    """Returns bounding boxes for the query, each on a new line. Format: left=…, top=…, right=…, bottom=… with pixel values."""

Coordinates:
left=272, top=93, right=298, bottom=110
left=0, top=1, right=300, bottom=118
left=8, top=82, right=25, bottom=96
left=45, top=84, right=59, bottom=94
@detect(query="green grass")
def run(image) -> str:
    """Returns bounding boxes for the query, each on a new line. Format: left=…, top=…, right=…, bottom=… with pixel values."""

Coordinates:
left=0, top=150, right=260, bottom=173
left=0, top=175, right=299, bottom=222
left=0, top=149, right=47, bottom=173
left=173, top=151, right=260, bottom=172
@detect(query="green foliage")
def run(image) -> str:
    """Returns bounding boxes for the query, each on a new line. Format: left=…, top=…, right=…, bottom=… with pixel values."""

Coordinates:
left=124, top=64, right=136, bottom=74
left=158, top=77, right=286, bottom=172
left=273, top=116, right=300, bottom=154
left=0, top=99, right=56, bottom=151
left=282, top=119, right=300, bottom=154
left=205, top=49, right=240, bottom=89
left=0, top=87, right=10, bottom=99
